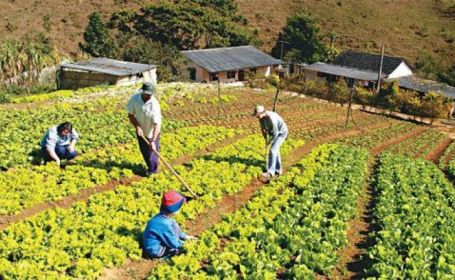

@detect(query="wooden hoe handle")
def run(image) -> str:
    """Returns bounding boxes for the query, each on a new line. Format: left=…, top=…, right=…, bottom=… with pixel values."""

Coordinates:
left=141, top=136, right=199, bottom=199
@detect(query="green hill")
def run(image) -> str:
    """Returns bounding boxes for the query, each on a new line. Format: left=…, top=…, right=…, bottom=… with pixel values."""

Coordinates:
left=1, top=0, right=454, bottom=67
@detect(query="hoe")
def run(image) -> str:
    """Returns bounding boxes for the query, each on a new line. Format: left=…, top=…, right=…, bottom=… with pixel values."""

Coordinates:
left=141, top=136, right=199, bottom=199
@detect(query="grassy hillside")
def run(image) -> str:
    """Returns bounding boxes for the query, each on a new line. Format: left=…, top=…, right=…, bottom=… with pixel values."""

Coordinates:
left=1, top=0, right=454, bottom=67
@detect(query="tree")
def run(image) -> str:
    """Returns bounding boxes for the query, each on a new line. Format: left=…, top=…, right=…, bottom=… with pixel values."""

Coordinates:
left=121, top=37, right=188, bottom=82
left=272, top=13, right=336, bottom=63
left=132, top=0, right=258, bottom=50
left=80, top=12, right=115, bottom=57
left=438, top=65, right=455, bottom=86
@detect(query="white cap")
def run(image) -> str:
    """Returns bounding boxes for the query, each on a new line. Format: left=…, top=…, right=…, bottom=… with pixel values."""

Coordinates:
left=252, top=105, right=265, bottom=116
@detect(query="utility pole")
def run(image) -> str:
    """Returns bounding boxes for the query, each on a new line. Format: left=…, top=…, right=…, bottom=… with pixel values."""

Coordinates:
left=278, top=40, right=289, bottom=61
left=376, top=43, right=385, bottom=93
left=217, top=76, right=221, bottom=118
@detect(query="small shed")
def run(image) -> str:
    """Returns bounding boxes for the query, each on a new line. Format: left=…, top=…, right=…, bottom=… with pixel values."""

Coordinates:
left=304, top=51, right=412, bottom=87
left=58, top=58, right=157, bottom=89
left=390, top=76, right=455, bottom=100
left=182, top=46, right=283, bottom=83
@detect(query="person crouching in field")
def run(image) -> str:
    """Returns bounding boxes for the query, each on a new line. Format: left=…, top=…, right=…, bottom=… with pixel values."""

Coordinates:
left=41, top=122, right=79, bottom=166
left=142, top=190, right=197, bottom=258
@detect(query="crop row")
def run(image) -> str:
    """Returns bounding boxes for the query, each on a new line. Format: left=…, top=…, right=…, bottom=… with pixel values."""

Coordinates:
left=0, top=96, right=184, bottom=169
left=0, top=134, right=305, bottom=279
left=292, top=113, right=389, bottom=143
left=385, top=129, right=446, bottom=158
left=438, top=141, right=455, bottom=170
left=334, top=121, right=416, bottom=149
left=8, top=85, right=135, bottom=104
left=148, top=144, right=369, bottom=279
left=0, top=126, right=236, bottom=215
left=367, top=152, right=455, bottom=278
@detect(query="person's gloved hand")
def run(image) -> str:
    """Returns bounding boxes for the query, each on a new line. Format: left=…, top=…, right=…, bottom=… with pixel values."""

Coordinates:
left=186, top=235, right=199, bottom=241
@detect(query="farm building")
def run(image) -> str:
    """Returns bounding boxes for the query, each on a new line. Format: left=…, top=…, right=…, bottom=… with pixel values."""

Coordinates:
left=304, top=51, right=413, bottom=88
left=58, top=58, right=157, bottom=89
left=390, top=76, right=455, bottom=99
left=182, top=46, right=283, bottom=83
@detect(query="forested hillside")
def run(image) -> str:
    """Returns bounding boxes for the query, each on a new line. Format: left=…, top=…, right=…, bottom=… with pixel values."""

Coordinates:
left=0, top=0, right=454, bottom=67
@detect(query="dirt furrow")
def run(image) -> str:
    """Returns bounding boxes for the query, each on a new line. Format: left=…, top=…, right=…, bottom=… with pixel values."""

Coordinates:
left=425, top=137, right=453, bottom=164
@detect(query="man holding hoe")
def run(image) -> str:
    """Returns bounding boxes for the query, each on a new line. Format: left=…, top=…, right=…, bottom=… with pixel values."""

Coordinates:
left=252, top=105, right=288, bottom=183
left=126, top=82, right=162, bottom=176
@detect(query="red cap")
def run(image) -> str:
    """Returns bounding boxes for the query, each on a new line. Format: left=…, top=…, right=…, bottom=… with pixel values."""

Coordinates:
left=161, top=190, right=185, bottom=213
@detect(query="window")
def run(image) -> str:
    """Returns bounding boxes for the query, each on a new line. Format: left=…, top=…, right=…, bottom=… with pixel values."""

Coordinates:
left=227, top=71, right=236, bottom=79
left=209, top=73, right=218, bottom=81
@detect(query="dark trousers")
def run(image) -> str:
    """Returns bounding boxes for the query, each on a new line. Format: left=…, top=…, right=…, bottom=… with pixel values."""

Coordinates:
left=41, top=145, right=77, bottom=162
left=137, top=135, right=160, bottom=173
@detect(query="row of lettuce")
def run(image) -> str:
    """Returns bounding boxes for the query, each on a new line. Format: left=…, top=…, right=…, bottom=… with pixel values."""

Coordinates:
left=148, top=144, right=369, bottom=279
left=368, top=152, right=455, bottom=278
left=0, top=126, right=237, bottom=215
left=0, top=134, right=304, bottom=279
left=0, top=83, right=240, bottom=169
left=337, top=123, right=455, bottom=278
left=1, top=137, right=453, bottom=279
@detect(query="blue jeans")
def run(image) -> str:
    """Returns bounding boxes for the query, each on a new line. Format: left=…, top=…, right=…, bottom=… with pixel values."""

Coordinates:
left=41, top=145, right=77, bottom=162
left=267, top=131, right=288, bottom=175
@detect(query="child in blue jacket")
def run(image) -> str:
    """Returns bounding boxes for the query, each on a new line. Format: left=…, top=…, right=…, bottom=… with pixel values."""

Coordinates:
left=142, top=190, right=197, bottom=258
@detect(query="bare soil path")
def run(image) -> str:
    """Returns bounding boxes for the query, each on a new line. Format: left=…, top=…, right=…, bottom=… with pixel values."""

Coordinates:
left=425, top=138, right=453, bottom=164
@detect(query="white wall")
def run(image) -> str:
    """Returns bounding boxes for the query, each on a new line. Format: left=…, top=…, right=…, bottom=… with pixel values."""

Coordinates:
left=388, top=62, right=413, bottom=79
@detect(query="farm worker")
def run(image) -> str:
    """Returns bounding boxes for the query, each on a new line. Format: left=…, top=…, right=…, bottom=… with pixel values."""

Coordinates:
left=126, top=82, right=162, bottom=176
left=142, top=190, right=197, bottom=258
left=449, top=101, right=455, bottom=119
left=40, top=122, right=79, bottom=166
left=252, top=105, right=288, bottom=182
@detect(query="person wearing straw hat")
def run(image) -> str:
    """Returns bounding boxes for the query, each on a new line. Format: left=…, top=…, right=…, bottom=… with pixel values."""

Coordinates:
left=126, top=82, right=162, bottom=176
left=142, top=190, right=198, bottom=258
left=252, top=105, right=288, bottom=182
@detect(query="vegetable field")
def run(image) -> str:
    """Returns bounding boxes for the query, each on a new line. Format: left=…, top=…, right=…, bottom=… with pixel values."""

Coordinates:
left=0, top=83, right=454, bottom=279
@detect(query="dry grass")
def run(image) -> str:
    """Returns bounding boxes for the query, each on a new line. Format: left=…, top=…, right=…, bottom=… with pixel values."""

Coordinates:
left=0, top=0, right=454, bottom=66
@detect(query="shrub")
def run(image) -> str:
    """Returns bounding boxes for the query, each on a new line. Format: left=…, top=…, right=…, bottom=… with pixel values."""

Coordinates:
left=396, top=90, right=421, bottom=115
left=354, top=87, right=375, bottom=106
left=281, top=74, right=307, bottom=92
left=327, top=79, right=350, bottom=105
left=419, top=91, right=451, bottom=119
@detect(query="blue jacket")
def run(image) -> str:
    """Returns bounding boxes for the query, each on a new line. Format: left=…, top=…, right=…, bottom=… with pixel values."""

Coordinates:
left=143, top=213, right=188, bottom=257
left=259, top=111, right=288, bottom=142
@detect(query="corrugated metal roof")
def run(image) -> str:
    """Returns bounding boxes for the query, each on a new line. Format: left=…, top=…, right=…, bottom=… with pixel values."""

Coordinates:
left=391, top=76, right=455, bottom=99
left=182, top=46, right=282, bottom=73
left=304, top=62, right=385, bottom=81
left=331, top=51, right=407, bottom=75
left=61, top=58, right=157, bottom=76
